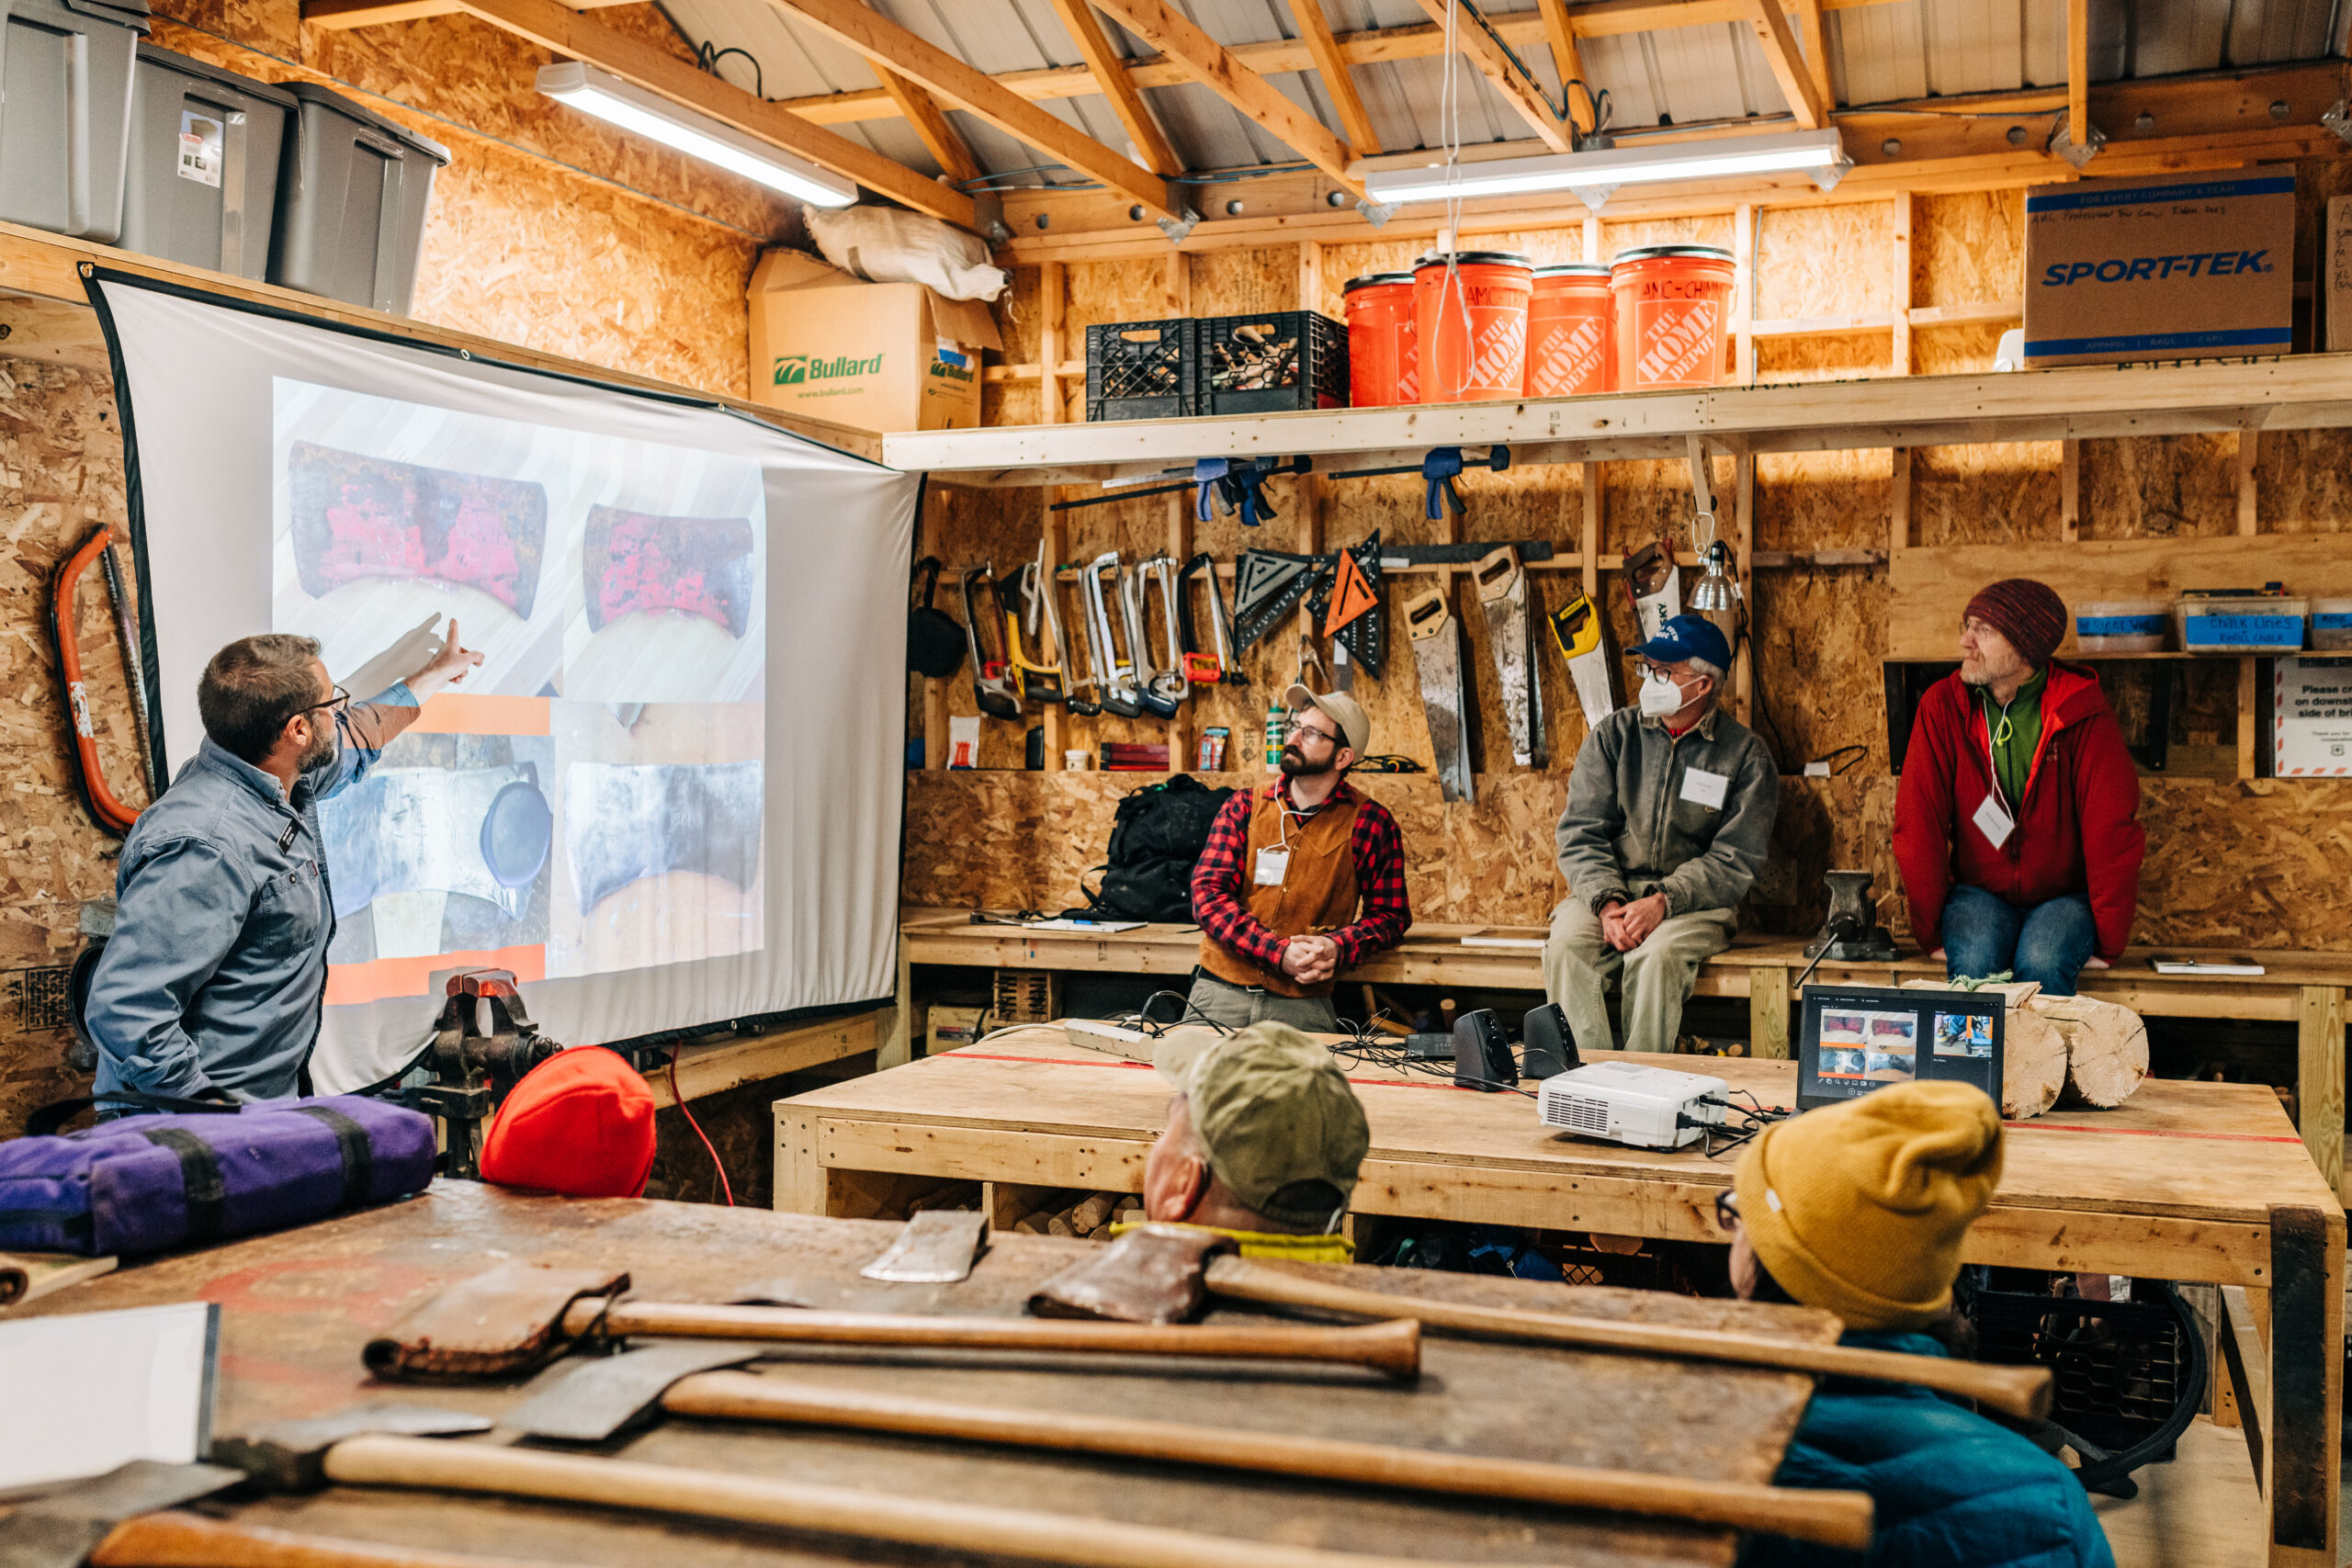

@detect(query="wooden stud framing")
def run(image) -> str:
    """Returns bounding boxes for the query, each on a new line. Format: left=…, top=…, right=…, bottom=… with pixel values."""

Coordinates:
left=2060, top=440, right=2080, bottom=542
left=1085, top=0, right=1370, bottom=198
left=1791, top=0, right=1832, bottom=112
left=1733, top=452, right=1755, bottom=727
left=1408, top=0, right=1574, bottom=152
left=2238, top=656, right=2259, bottom=782
left=1039, top=261, right=1066, bottom=426
left=2236, top=428, right=2259, bottom=535
left=1582, top=214, right=1602, bottom=265
left=1292, top=0, right=1380, bottom=158
left=1041, top=502, right=1067, bottom=762
left=1740, top=0, right=1829, bottom=129
left=758, top=0, right=1181, bottom=220
left=874, top=67, right=983, bottom=186
left=1296, top=241, right=1323, bottom=317
left=1579, top=462, right=1601, bottom=598
left=1533, top=0, right=1593, bottom=134
left=1163, top=249, right=1192, bottom=317
left=1889, top=447, right=1910, bottom=553
left=1167, top=491, right=1193, bottom=766
left=1888, top=191, right=1911, bottom=376
left=1046, top=0, right=1184, bottom=177
left=1731, top=203, right=1756, bottom=385
left=448, top=0, right=978, bottom=227
left=2297, top=987, right=2346, bottom=1197
left=2066, top=0, right=2090, bottom=149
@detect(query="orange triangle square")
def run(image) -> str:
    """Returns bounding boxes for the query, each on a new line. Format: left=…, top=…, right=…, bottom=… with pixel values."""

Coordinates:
left=1322, top=547, right=1378, bottom=637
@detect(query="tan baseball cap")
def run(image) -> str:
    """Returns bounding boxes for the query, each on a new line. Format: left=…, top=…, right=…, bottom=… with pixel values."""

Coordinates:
left=1283, top=683, right=1371, bottom=757
left=1153, top=1023, right=1370, bottom=1230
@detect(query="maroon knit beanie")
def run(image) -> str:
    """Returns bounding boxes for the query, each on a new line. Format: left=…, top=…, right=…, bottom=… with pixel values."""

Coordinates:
left=1963, top=579, right=2067, bottom=667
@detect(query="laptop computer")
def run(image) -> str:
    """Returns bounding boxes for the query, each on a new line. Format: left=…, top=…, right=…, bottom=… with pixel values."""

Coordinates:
left=1797, top=984, right=2004, bottom=1112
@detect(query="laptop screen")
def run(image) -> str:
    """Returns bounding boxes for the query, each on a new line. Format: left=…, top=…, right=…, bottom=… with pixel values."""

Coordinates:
left=1798, top=985, right=2003, bottom=1111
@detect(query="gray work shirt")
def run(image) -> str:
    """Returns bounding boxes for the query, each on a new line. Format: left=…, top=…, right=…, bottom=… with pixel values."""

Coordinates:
left=87, top=687, right=413, bottom=1102
left=1555, top=705, right=1780, bottom=918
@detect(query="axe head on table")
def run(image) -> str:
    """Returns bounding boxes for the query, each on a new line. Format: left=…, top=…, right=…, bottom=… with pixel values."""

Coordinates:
left=1026, top=1224, right=1233, bottom=1325
left=362, top=1263, right=628, bottom=1381
left=210, top=1405, right=493, bottom=1495
left=501, top=1341, right=766, bottom=1445
left=0, top=1460, right=246, bottom=1568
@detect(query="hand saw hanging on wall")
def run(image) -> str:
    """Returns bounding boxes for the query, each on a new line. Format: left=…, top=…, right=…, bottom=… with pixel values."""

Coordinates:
left=960, top=566, right=1022, bottom=720
left=1547, top=589, right=1618, bottom=732
left=1405, top=586, right=1475, bottom=803
left=1474, top=547, right=1545, bottom=768
left=1176, top=552, right=1246, bottom=687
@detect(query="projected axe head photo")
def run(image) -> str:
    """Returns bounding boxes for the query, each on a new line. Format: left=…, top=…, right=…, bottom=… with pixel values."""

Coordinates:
left=277, top=379, right=766, bottom=999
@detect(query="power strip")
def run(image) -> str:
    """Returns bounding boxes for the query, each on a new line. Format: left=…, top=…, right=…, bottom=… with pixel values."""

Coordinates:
left=1063, top=1017, right=1156, bottom=1064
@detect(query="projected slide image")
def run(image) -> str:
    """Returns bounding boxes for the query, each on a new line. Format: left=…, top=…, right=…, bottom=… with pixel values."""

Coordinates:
left=1935, top=1012, right=1995, bottom=1058
left=1817, top=1010, right=1917, bottom=1081
left=546, top=700, right=763, bottom=980
left=288, top=442, right=548, bottom=616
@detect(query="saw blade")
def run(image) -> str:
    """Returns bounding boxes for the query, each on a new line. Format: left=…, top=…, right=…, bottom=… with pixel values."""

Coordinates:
left=1233, top=550, right=1326, bottom=651
left=1405, top=588, right=1474, bottom=803
left=1476, top=547, right=1537, bottom=767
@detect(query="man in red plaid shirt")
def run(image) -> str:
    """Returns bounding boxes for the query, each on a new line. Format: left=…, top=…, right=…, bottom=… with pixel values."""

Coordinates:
left=1186, top=685, right=1411, bottom=1032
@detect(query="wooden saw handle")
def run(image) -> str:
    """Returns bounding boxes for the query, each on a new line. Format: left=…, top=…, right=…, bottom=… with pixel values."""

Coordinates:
left=1205, top=1258, right=2052, bottom=1421
left=90, top=1511, right=576, bottom=1568
left=322, top=1434, right=1552, bottom=1568
left=662, top=1371, right=1874, bottom=1551
left=567, top=1299, right=1419, bottom=1379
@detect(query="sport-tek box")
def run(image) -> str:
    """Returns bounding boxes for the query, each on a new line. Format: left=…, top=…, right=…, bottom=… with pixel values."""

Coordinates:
left=2023, top=167, right=2294, bottom=368
left=748, top=250, right=1001, bottom=434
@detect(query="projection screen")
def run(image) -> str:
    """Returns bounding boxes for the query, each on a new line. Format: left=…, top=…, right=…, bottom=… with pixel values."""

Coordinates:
left=88, top=272, right=916, bottom=1092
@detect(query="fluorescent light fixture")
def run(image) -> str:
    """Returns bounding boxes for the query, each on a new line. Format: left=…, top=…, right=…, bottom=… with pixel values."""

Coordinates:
left=1363, top=129, right=1850, bottom=210
left=537, top=62, right=857, bottom=207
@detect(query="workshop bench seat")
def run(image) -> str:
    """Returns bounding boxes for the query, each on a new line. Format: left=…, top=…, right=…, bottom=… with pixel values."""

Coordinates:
left=893, top=907, right=2352, bottom=1200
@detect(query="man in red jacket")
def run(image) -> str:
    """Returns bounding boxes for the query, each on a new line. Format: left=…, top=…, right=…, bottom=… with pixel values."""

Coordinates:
left=1893, top=580, right=2145, bottom=996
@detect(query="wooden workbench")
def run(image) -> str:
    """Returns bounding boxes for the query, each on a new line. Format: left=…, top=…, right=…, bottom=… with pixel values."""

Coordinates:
left=2, top=1183, right=1841, bottom=1568
left=775, top=1029, right=2346, bottom=1567
left=894, top=908, right=2352, bottom=1199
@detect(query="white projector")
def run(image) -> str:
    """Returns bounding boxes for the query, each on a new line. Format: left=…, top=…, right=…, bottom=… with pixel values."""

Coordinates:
left=1537, top=1061, right=1729, bottom=1149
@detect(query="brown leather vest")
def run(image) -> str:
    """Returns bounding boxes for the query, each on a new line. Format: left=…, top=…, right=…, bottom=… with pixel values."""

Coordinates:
left=1197, top=785, right=1362, bottom=998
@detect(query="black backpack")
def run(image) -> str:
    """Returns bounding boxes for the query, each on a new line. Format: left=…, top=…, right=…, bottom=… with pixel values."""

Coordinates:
left=1067, top=774, right=1238, bottom=923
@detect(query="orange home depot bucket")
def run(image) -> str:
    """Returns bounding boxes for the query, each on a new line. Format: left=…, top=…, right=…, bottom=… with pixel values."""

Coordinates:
left=1610, top=244, right=1736, bottom=390
left=1413, top=252, right=1532, bottom=403
left=1524, top=264, right=1612, bottom=399
left=1344, top=272, right=1418, bottom=407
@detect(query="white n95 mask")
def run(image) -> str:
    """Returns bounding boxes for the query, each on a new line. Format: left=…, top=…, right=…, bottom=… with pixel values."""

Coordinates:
left=1639, top=671, right=1686, bottom=718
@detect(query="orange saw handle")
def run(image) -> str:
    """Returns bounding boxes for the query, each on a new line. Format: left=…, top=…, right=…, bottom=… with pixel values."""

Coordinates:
left=51, top=525, right=141, bottom=834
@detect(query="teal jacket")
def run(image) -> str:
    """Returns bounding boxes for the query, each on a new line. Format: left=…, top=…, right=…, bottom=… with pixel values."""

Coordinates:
left=1744, top=1331, right=2114, bottom=1568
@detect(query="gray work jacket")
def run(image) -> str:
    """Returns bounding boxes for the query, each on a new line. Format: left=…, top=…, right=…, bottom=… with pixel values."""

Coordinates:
left=1554, top=705, right=1779, bottom=918
left=87, top=688, right=412, bottom=1103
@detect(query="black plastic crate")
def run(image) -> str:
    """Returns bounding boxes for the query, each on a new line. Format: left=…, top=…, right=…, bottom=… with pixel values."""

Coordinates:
left=1085, top=319, right=1196, bottom=422
left=1970, top=1281, right=2193, bottom=1455
left=1195, top=310, right=1348, bottom=415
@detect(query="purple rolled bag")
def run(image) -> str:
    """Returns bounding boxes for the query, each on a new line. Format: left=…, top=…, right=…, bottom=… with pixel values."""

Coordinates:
left=0, top=1096, right=435, bottom=1257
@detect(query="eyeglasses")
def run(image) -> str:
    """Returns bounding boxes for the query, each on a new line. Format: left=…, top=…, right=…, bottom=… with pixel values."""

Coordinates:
left=1713, top=1189, right=1740, bottom=1233
left=1635, top=660, right=1690, bottom=683
left=1283, top=716, right=1340, bottom=745
left=296, top=686, right=351, bottom=723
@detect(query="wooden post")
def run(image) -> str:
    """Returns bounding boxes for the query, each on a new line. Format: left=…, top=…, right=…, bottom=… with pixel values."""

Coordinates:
left=1296, top=240, right=1322, bottom=317
left=1888, top=192, right=1911, bottom=377
left=2238, top=656, right=2258, bottom=782
left=1749, top=965, right=1791, bottom=1060
left=877, top=941, right=916, bottom=1070
left=2261, top=1203, right=2345, bottom=1563
left=1164, top=249, right=1191, bottom=318
left=2297, top=985, right=2345, bottom=1197
left=772, top=1106, right=825, bottom=1214
left=1732, top=203, right=1756, bottom=387
left=1580, top=462, right=1601, bottom=598
left=2060, top=440, right=2080, bottom=542
left=1582, top=213, right=1601, bottom=265
left=1166, top=489, right=1193, bottom=770
left=1889, top=448, right=1910, bottom=554
left=1733, top=452, right=1754, bottom=727
left=1041, top=501, right=1067, bottom=762
left=2236, top=428, right=2260, bottom=536
left=1039, top=261, right=1066, bottom=426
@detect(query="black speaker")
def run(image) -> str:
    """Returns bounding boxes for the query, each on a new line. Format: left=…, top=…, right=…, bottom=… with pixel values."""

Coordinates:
left=1521, top=1003, right=1578, bottom=1079
left=1452, top=1009, right=1516, bottom=1091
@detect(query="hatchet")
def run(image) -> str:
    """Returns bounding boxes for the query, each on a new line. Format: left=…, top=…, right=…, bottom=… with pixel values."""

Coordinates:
left=358, top=1262, right=1419, bottom=1382
left=1031, top=1227, right=2052, bottom=1421
left=196, top=1402, right=1549, bottom=1568
left=498, top=1345, right=1872, bottom=1550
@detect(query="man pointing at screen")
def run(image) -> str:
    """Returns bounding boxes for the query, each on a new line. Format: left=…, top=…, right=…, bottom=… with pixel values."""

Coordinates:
left=86, top=624, right=482, bottom=1106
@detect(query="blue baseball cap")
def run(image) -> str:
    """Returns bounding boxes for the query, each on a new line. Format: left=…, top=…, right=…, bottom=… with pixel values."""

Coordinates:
left=1629, top=614, right=1732, bottom=671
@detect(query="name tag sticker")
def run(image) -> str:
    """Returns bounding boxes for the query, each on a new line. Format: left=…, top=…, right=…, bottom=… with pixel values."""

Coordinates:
left=1973, top=792, right=2016, bottom=850
left=1679, top=767, right=1729, bottom=809
left=1253, top=848, right=1291, bottom=887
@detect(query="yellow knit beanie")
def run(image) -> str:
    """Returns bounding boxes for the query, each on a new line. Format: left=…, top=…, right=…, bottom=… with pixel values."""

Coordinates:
left=1733, top=1081, right=2004, bottom=1331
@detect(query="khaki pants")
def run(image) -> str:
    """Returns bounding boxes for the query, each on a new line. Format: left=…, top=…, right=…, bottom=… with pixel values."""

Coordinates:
left=1183, top=971, right=1344, bottom=1033
left=1543, top=897, right=1737, bottom=1054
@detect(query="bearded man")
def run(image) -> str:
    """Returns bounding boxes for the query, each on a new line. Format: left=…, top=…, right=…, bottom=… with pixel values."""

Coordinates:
left=87, top=626, right=481, bottom=1104
left=1185, top=685, right=1410, bottom=1032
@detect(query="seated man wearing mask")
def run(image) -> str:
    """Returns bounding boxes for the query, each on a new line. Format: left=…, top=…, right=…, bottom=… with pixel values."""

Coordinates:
left=1545, top=615, right=1778, bottom=1053
left=1139, top=1021, right=1368, bottom=1262
left=1725, top=1080, right=2113, bottom=1568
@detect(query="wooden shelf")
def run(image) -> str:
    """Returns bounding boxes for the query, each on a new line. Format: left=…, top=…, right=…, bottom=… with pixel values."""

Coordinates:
left=885, top=354, right=2352, bottom=485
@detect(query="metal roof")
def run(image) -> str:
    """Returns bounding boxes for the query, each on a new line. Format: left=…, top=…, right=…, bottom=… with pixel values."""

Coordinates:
left=650, top=0, right=2351, bottom=188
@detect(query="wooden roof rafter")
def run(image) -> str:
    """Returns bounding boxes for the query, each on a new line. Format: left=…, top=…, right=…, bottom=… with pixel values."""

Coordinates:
left=1046, top=0, right=1184, bottom=177
left=1408, top=0, right=1573, bottom=152
left=873, top=63, right=983, bottom=186
left=1740, top=0, right=1829, bottom=129
left=1293, top=0, right=1381, bottom=159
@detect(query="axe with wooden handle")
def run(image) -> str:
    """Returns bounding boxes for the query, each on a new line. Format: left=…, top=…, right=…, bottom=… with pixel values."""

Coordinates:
left=1031, top=1225, right=2052, bottom=1422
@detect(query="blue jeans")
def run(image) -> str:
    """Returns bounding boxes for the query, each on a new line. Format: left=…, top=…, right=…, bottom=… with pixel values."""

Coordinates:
left=1939, top=886, right=2097, bottom=996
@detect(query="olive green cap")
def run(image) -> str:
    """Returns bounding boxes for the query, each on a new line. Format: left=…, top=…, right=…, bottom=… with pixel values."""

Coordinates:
left=1153, top=1023, right=1370, bottom=1229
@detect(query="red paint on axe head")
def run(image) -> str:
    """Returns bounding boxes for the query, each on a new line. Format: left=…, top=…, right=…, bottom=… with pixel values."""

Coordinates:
left=290, top=443, right=547, bottom=616
left=583, top=508, right=753, bottom=639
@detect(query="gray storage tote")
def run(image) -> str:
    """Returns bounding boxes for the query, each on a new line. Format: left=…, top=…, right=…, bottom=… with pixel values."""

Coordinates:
left=120, top=44, right=295, bottom=279
left=270, top=82, right=448, bottom=315
left=0, top=0, right=151, bottom=241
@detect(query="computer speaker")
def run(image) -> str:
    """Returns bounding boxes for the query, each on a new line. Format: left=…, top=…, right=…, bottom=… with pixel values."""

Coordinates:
left=1452, top=1009, right=1517, bottom=1091
left=1521, top=1002, right=1578, bottom=1079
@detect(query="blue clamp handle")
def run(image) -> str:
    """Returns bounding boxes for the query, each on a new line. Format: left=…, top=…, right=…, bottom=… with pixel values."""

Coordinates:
left=1420, top=446, right=1510, bottom=520
left=1196, top=457, right=1280, bottom=526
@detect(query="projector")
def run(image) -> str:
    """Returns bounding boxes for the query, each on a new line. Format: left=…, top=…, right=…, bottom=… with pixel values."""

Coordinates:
left=1537, top=1061, right=1729, bottom=1150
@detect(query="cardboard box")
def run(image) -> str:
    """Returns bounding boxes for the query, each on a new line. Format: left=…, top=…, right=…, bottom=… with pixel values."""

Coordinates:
left=2022, top=166, right=2294, bottom=368
left=747, top=250, right=1001, bottom=434
left=2325, top=195, right=2352, bottom=353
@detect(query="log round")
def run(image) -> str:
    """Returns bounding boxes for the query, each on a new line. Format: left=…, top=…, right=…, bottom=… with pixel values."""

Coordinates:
left=2032, top=995, right=2152, bottom=1109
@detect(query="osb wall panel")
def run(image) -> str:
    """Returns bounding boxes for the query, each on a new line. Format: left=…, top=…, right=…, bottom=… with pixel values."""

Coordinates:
left=1757, top=330, right=1894, bottom=383
left=0, top=362, right=141, bottom=1134
left=1915, top=190, right=2025, bottom=309
left=1756, top=203, right=1892, bottom=320
left=2082, top=434, right=2237, bottom=540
